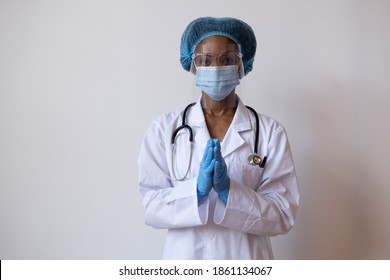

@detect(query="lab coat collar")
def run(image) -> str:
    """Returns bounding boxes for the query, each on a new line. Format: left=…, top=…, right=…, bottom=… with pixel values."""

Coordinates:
left=189, top=95, right=253, bottom=157
left=222, top=96, right=252, bottom=157
left=189, top=96, right=207, bottom=128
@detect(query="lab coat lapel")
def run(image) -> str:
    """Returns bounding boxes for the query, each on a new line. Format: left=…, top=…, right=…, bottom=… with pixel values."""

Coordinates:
left=221, top=99, right=252, bottom=158
left=187, top=97, right=253, bottom=158
left=189, top=98, right=210, bottom=151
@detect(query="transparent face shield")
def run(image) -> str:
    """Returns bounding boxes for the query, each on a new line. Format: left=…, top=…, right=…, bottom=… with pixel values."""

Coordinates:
left=190, top=44, right=245, bottom=108
left=190, top=44, right=244, bottom=78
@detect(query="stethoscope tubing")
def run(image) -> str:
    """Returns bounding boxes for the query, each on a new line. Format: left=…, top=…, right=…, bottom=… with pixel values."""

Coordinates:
left=244, top=105, right=259, bottom=154
left=171, top=102, right=196, bottom=145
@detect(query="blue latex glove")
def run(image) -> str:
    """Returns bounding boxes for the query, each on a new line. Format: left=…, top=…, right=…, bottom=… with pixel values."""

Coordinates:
left=197, top=139, right=215, bottom=205
left=212, top=139, right=230, bottom=205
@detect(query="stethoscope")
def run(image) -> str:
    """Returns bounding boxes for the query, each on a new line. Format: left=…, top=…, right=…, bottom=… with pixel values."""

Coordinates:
left=171, top=103, right=267, bottom=181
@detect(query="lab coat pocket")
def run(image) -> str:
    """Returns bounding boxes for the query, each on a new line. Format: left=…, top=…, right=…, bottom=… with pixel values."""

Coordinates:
left=228, top=161, right=263, bottom=190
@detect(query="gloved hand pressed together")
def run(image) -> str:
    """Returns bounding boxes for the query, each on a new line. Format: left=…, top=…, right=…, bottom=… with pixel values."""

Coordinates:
left=212, top=139, right=230, bottom=204
left=197, top=138, right=230, bottom=205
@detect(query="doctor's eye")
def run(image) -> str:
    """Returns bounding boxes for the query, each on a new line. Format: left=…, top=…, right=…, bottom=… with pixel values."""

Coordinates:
left=219, top=54, right=238, bottom=66
left=193, top=54, right=212, bottom=67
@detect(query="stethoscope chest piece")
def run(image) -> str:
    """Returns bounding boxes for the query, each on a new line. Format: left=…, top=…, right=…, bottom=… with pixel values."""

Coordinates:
left=248, top=154, right=267, bottom=168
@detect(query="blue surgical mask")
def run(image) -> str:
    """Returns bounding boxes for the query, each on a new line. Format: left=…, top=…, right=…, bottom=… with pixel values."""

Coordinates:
left=195, top=66, right=240, bottom=101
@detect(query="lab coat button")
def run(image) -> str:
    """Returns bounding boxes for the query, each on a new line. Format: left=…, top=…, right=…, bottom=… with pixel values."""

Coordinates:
left=207, top=232, right=214, bottom=239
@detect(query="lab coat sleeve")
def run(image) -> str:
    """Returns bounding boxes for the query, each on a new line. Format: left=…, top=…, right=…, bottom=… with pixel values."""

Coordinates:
left=138, top=116, right=208, bottom=229
left=214, top=126, right=299, bottom=236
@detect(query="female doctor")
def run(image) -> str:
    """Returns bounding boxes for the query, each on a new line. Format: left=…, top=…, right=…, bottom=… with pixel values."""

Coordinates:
left=138, top=17, right=299, bottom=259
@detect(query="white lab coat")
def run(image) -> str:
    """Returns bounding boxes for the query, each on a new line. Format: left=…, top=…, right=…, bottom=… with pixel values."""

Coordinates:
left=138, top=96, right=299, bottom=259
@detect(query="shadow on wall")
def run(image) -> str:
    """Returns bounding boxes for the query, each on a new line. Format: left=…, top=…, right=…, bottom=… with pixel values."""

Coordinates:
left=273, top=78, right=390, bottom=259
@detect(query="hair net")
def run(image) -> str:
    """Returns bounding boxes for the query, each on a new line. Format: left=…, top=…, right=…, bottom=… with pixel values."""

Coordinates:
left=180, top=17, right=257, bottom=75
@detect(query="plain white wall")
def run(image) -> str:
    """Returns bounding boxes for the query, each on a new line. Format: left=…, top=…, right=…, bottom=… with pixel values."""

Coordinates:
left=1, top=0, right=389, bottom=259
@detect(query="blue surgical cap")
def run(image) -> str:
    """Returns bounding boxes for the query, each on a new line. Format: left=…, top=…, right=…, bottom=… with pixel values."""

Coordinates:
left=180, top=17, right=257, bottom=75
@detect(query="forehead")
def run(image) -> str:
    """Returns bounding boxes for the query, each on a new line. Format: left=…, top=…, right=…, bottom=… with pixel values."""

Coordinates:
left=195, top=35, right=240, bottom=54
